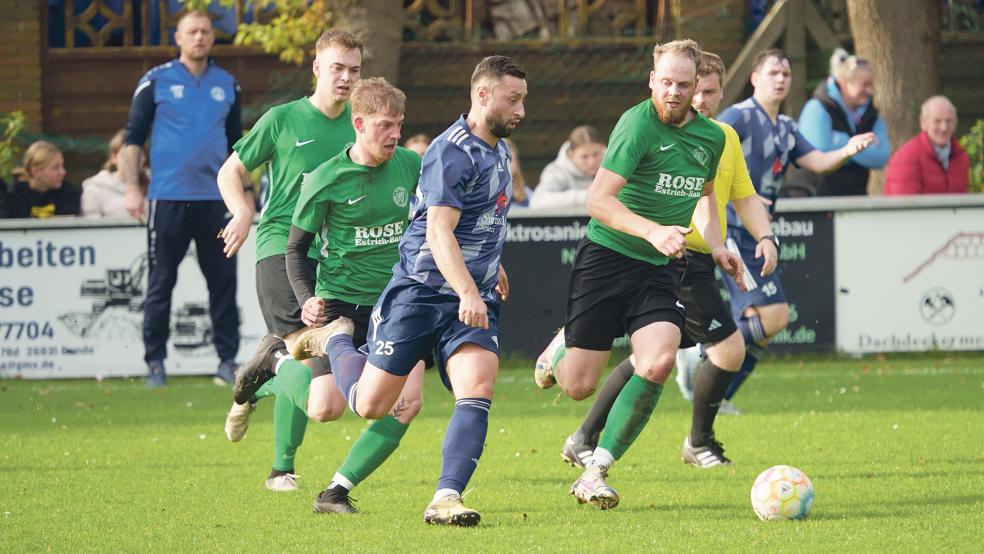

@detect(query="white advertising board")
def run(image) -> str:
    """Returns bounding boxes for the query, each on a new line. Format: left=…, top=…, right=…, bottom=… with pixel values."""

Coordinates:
left=835, top=207, right=984, bottom=353
left=0, top=223, right=264, bottom=378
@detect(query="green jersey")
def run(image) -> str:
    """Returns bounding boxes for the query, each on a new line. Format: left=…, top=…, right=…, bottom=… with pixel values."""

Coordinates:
left=588, top=99, right=725, bottom=266
left=233, top=98, right=355, bottom=261
left=292, top=146, right=421, bottom=306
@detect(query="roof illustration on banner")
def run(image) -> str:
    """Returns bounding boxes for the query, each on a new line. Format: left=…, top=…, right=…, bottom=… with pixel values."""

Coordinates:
left=903, top=232, right=984, bottom=283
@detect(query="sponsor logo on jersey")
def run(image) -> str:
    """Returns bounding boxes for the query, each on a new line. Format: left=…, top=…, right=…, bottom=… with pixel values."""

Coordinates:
left=210, top=86, right=226, bottom=102
left=653, top=173, right=706, bottom=198
left=353, top=221, right=405, bottom=246
left=392, top=187, right=408, bottom=208
left=170, top=84, right=184, bottom=99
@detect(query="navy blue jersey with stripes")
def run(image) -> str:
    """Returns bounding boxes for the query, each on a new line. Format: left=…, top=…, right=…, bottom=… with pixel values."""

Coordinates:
left=394, top=115, right=513, bottom=300
left=717, top=97, right=814, bottom=225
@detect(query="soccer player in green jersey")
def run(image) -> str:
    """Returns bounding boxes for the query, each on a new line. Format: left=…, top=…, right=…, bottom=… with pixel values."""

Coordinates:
left=557, top=51, right=778, bottom=471
left=235, top=77, right=427, bottom=514
left=216, top=29, right=362, bottom=492
left=533, top=40, right=746, bottom=509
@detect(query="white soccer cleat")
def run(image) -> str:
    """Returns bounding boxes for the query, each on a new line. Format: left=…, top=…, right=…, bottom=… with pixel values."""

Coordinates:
left=674, top=346, right=703, bottom=402
left=560, top=435, right=594, bottom=468
left=290, top=317, right=355, bottom=361
left=423, top=493, right=480, bottom=526
left=264, top=473, right=300, bottom=492
left=681, top=436, right=732, bottom=468
left=570, top=465, right=620, bottom=510
left=224, top=401, right=256, bottom=442
left=534, top=328, right=565, bottom=389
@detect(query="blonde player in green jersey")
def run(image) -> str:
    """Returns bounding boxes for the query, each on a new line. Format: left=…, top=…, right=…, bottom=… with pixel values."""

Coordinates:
left=534, top=40, right=747, bottom=509
left=216, top=30, right=362, bottom=492
left=233, top=77, right=427, bottom=514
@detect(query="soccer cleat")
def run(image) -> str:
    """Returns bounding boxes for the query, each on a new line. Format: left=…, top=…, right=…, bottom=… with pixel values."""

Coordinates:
left=290, top=317, right=355, bottom=361
left=718, top=399, right=742, bottom=416
left=313, top=485, right=359, bottom=514
left=233, top=335, right=286, bottom=405
left=423, top=493, right=481, bottom=526
left=673, top=346, right=702, bottom=402
left=534, top=328, right=565, bottom=389
left=215, top=359, right=238, bottom=385
left=560, top=435, right=594, bottom=468
left=264, top=473, right=299, bottom=492
left=681, top=435, right=732, bottom=468
left=570, top=465, right=620, bottom=510
left=224, top=401, right=256, bottom=442
left=146, top=361, right=166, bottom=388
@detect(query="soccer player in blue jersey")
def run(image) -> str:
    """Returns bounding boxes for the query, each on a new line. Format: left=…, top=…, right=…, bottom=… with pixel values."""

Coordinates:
left=121, top=10, right=242, bottom=386
left=290, top=55, right=527, bottom=526
left=693, top=48, right=875, bottom=412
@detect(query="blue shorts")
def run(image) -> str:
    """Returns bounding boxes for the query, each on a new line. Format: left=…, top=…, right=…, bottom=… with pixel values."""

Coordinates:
left=722, top=226, right=786, bottom=319
left=366, top=277, right=500, bottom=390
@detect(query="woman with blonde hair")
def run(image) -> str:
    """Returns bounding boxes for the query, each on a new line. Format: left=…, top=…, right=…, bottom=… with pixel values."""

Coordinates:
left=81, top=130, right=148, bottom=217
left=9, top=140, right=80, bottom=218
left=793, top=49, right=890, bottom=196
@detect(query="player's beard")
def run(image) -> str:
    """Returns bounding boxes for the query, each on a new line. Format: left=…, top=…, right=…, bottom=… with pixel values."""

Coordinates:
left=486, top=114, right=515, bottom=139
left=654, top=95, right=692, bottom=125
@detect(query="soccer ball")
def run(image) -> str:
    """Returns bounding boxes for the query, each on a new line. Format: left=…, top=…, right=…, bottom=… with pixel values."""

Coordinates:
left=750, top=465, right=814, bottom=521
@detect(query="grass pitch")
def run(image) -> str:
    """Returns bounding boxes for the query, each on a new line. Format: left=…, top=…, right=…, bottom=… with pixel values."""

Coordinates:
left=1, top=355, right=983, bottom=553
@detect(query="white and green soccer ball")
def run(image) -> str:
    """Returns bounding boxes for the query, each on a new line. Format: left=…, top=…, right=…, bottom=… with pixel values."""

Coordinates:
left=750, top=465, right=814, bottom=521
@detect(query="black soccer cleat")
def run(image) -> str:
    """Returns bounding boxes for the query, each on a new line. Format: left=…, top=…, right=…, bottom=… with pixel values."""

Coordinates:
left=233, top=334, right=287, bottom=405
left=313, top=485, right=359, bottom=514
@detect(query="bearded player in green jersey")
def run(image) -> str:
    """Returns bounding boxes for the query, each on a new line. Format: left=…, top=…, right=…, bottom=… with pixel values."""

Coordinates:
left=216, top=30, right=361, bottom=492
left=233, top=77, right=427, bottom=514
left=533, top=40, right=746, bottom=510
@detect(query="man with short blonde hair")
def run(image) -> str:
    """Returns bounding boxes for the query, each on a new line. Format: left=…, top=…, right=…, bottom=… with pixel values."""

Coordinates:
left=216, top=27, right=361, bottom=496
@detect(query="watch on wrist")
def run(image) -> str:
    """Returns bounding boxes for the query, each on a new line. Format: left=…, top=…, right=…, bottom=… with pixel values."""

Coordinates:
left=759, top=234, right=779, bottom=248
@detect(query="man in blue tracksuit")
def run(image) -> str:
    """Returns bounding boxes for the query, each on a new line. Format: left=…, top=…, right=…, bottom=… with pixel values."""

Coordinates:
left=121, top=10, right=243, bottom=387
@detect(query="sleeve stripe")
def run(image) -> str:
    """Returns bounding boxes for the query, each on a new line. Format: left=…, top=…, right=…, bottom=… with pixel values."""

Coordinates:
left=132, top=79, right=152, bottom=99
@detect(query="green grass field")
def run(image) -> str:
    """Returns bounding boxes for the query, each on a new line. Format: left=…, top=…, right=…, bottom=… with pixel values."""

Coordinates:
left=2, top=355, right=983, bottom=553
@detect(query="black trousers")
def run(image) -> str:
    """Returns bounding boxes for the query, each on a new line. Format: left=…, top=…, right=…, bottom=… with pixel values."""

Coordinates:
left=143, top=200, right=239, bottom=364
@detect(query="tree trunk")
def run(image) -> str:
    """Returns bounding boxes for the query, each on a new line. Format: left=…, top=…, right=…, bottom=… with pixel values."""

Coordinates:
left=337, top=0, right=405, bottom=84
left=846, top=0, right=942, bottom=194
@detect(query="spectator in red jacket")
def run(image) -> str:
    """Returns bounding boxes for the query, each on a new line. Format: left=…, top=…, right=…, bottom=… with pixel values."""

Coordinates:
left=884, top=95, right=969, bottom=195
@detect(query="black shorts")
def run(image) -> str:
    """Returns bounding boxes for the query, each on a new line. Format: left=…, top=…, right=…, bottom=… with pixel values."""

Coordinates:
left=255, top=254, right=316, bottom=338
left=679, top=251, right=739, bottom=348
left=564, top=238, right=686, bottom=351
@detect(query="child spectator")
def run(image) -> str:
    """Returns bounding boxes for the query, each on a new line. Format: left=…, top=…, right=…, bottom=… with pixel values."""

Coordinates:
left=531, top=125, right=606, bottom=208
left=8, top=141, right=80, bottom=218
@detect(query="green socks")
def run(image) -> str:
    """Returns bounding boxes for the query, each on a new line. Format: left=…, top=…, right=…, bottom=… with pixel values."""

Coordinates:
left=333, top=415, right=409, bottom=489
left=597, top=374, right=663, bottom=460
left=276, top=358, right=312, bottom=413
left=272, top=382, right=308, bottom=472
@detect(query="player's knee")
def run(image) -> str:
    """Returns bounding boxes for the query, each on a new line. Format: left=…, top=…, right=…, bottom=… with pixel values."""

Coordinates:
left=307, top=402, right=344, bottom=423
left=355, top=397, right=392, bottom=420
left=708, top=332, right=746, bottom=370
left=634, top=353, right=675, bottom=384
left=565, top=382, right=596, bottom=401
left=763, top=310, right=790, bottom=338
